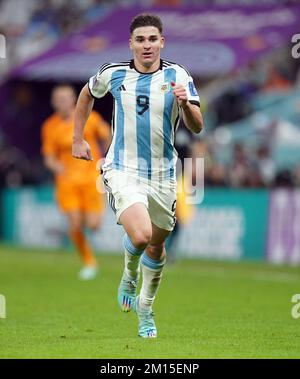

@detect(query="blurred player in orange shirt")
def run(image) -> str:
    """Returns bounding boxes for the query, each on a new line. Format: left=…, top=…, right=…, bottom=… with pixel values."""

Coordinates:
left=41, top=84, right=111, bottom=280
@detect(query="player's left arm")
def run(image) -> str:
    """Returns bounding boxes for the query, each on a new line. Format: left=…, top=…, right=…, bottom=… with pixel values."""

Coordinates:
left=171, top=80, right=204, bottom=134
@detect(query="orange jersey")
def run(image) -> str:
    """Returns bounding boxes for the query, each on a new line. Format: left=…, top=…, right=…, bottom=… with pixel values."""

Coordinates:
left=41, top=110, right=110, bottom=186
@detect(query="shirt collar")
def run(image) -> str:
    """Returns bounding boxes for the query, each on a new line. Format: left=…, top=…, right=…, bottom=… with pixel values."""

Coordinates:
left=130, top=59, right=163, bottom=74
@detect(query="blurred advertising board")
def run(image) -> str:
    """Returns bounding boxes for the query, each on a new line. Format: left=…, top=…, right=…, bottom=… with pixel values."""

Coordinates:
left=177, top=190, right=268, bottom=260
left=0, top=187, right=123, bottom=253
left=267, top=190, right=300, bottom=264
left=0, top=187, right=271, bottom=261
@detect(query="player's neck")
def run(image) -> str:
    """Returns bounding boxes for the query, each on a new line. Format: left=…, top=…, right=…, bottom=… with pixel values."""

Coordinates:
left=58, top=109, right=74, bottom=120
left=133, top=58, right=161, bottom=74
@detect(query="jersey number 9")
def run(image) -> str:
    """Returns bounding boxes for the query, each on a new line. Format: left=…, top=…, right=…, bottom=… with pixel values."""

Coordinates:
left=137, top=95, right=149, bottom=115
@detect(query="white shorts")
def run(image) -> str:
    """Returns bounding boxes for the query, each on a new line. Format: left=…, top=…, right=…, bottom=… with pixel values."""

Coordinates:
left=101, top=169, right=177, bottom=231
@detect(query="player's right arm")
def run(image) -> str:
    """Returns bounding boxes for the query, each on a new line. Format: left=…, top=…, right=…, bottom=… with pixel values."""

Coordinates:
left=44, top=155, right=65, bottom=175
left=72, top=84, right=94, bottom=161
left=173, top=66, right=204, bottom=134
left=41, top=118, right=65, bottom=175
left=73, top=64, right=111, bottom=161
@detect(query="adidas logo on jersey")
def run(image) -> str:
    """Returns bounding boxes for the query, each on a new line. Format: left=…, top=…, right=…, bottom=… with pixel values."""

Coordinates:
left=118, top=85, right=126, bottom=91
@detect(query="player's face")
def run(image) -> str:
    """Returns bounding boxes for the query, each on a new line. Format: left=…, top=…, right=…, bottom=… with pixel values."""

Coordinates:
left=51, top=87, right=76, bottom=116
left=129, top=26, right=164, bottom=69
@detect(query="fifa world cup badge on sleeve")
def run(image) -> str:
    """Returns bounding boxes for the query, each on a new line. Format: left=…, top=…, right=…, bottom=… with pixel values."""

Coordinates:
left=188, top=82, right=198, bottom=97
left=92, top=75, right=98, bottom=88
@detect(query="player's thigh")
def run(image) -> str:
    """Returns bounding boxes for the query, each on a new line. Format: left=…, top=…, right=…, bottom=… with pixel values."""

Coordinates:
left=148, top=183, right=177, bottom=233
left=65, top=210, right=83, bottom=230
left=56, top=182, right=81, bottom=214
left=80, top=182, right=105, bottom=230
left=84, top=211, right=102, bottom=231
left=119, top=203, right=152, bottom=248
left=150, top=223, right=171, bottom=245
left=102, top=169, right=152, bottom=247
left=145, top=223, right=170, bottom=260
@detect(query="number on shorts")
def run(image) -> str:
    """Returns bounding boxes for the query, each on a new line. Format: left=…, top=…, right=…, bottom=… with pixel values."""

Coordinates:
left=171, top=200, right=177, bottom=213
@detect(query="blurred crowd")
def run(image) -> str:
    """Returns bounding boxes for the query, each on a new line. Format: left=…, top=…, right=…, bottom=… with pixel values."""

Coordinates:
left=1, top=0, right=300, bottom=189
left=0, top=0, right=115, bottom=76
left=0, top=0, right=298, bottom=76
left=1, top=52, right=300, bottom=189
left=172, top=34, right=300, bottom=189
left=203, top=49, right=299, bottom=126
left=182, top=137, right=300, bottom=189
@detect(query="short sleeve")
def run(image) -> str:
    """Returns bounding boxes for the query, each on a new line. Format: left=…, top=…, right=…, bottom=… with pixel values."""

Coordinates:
left=88, top=64, right=110, bottom=99
left=41, top=120, right=57, bottom=157
left=177, top=66, right=200, bottom=106
left=185, top=77, right=200, bottom=105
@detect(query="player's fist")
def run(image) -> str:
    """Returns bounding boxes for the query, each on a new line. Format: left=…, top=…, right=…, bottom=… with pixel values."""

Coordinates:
left=72, top=139, right=93, bottom=161
left=171, top=81, right=188, bottom=107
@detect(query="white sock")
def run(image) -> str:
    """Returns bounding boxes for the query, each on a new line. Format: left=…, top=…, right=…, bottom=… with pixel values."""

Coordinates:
left=123, top=234, right=144, bottom=281
left=139, top=251, right=166, bottom=309
left=124, top=250, right=141, bottom=281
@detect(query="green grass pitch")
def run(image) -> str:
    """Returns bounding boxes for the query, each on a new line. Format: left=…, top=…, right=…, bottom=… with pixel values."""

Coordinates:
left=0, top=244, right=300, bottom=358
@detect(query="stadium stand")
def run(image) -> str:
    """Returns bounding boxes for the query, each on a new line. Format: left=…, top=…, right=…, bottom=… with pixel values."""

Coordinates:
left=1, top=0, right=300, bottom=189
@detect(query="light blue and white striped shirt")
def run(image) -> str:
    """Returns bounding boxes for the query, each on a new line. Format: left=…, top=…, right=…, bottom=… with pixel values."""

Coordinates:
left=88, top=59, right=200, bottom=180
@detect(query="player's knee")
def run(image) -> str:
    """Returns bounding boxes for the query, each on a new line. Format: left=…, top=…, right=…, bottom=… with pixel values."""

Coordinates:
left=68, top=219, right=81, bottom=232
left=90, top=223, right=100, bottom=232
left=87, top=219, right=101, bottom=231
left=131, top=229, right=152, bottom=250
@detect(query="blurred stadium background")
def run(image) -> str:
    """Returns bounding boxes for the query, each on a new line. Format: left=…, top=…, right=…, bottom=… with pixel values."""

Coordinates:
left=1, top=0, right=300, bottom=359
left=1, top=0, right=300, bottom=263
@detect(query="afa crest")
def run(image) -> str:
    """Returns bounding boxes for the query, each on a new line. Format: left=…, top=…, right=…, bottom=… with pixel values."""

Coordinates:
left=160, top=83, right=170, bottom=93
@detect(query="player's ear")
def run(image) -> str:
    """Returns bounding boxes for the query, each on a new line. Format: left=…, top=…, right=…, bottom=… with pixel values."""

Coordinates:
left=129, top=38, right=133, bottom=50
left=161, top=36, right=165, bottom=49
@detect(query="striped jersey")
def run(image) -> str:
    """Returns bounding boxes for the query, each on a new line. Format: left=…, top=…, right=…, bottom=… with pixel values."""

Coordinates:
left=88, top=59, right=200, bottom=180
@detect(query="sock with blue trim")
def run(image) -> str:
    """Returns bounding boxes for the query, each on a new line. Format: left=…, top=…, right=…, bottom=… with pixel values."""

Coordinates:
left=123, top=234, right=144, bottom=281
left=139, top=251, right=166, bottom=309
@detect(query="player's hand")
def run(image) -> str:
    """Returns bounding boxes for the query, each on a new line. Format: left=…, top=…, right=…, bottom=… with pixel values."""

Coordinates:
left=72, top=139, right=93, bottom=161
left=54, top=163, right=65, bottom=175
left=171, top=81, right=188, bottom=107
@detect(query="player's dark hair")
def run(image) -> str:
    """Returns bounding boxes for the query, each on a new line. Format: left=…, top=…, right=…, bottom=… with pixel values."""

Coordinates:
left=130, top=14, right=163, bottom=34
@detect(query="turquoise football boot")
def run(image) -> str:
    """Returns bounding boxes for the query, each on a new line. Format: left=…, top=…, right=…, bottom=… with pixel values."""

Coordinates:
left=117, top=272, right=138, bottom=312
left=135, top=295, right=157, bottom=338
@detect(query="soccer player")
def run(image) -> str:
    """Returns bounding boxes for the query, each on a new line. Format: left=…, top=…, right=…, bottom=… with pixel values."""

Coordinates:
left=72, top=14, right=203, bottom=337
left=41, top=84, right=111, bottom=280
